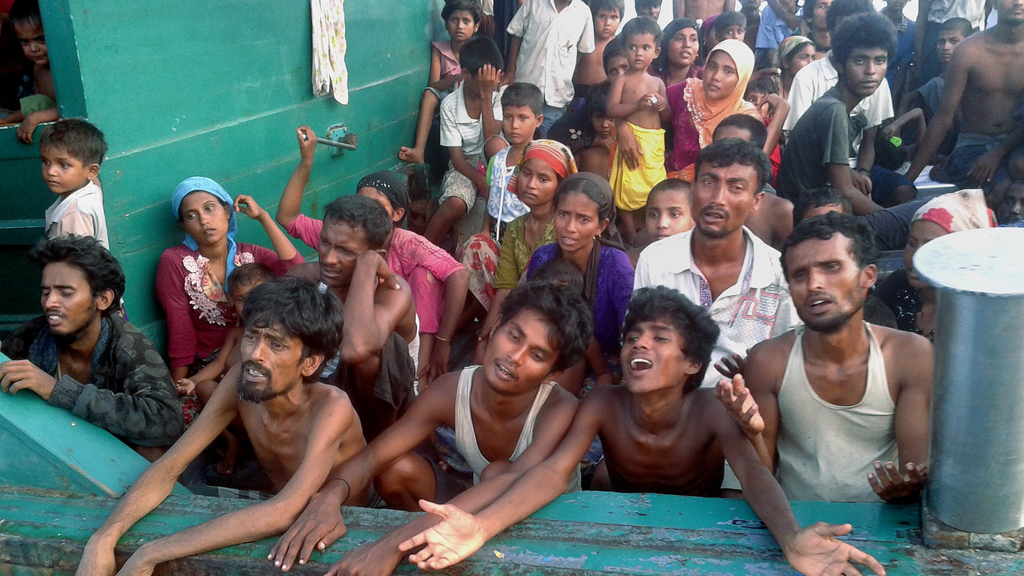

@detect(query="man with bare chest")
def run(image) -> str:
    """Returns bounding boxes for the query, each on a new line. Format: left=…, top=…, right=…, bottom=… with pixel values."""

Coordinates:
left=76, top=277, right=367, bottom=576
left=718, top=213, right=932, bottom=503
left=288, top=195, right=418, bottom=440
left=906, top=0, right=1024, bottom=191
left=635, top=139, right=799, bottom=390
left=393, top=286, right=887, bottom=576
left=674, top=0, right=735, bottom=21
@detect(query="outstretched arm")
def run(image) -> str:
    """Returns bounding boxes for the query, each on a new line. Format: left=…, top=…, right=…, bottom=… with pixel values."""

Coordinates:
left=115, top=382, right=355, bottom=576
left=276, top=127, right=318, bottom=228
left=906, top=43, right=969, bottom=181
left=76, top=373, right=241, bottom=576
left=721, top=405, right=886, bottom=576
left=399, top=392, right=604, bottom=570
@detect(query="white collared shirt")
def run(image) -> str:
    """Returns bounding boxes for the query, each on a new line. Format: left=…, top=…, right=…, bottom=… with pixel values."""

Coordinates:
left=783, top=53, right=894, bottom=138
left=439, top=83, right=506, bottom=158
left=507, top=0, right=595, bottom=109
left=634, top=228, right=800, bottom=389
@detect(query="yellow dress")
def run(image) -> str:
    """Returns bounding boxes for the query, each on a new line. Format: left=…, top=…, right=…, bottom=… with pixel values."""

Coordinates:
left=610, top=122, right=667, bottom=211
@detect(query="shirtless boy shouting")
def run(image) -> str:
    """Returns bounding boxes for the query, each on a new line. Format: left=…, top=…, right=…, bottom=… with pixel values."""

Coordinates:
left=607, top=16, right=671, bottom=245
left=76, top=278, right=367, bottom=576
left=399, top=286, right=886, bottom=576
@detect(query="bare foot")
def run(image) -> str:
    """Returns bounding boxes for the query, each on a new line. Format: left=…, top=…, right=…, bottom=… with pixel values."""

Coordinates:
left=399, top=146, right=425, bottom=164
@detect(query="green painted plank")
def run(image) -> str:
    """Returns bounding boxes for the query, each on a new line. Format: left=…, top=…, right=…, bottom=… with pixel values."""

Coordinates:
left=0, top=352, right=188, bottom=497
left=3, top=487, right=1024, bottom=575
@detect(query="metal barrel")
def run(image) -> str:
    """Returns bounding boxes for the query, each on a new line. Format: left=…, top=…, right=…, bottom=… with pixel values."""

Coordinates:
left=914, top=227, right=1024, bottom=534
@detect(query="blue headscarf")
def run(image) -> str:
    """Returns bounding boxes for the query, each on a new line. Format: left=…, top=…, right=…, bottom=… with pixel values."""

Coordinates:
left=171, top=176, right=239, bottom=281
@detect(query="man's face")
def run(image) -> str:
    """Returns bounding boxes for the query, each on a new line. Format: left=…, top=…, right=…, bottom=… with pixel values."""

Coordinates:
left=502, top=105, right=542, bottom=146
left=40, top=262, right=107, bottom=341
left=625, top=33, right=660, bottom=72
left=998, top=183, right=1024, bottom=225
left=885, top=0, right=908, bottom=14
left=594, top=8, right=621, bottom=40
left=936, top=30, right=965, bottom=64
left=692, top=161, right=763, bottom=239
left=483, top=309, right=559, bottom=394
left=621, top=319, right=700, bottom=395
left=317, top=219, right=371, bottom=289
left=14, top=21, right=47, bottom=66
left=785, top=235, right=875, bottom=333
left=812, top=0, right=831, bottom=29
left=841, top=48, right=888, bottom=99
left=605, top=54, right=630, bottom=78
left=237, top=324, right=309, bottom=404
left=645, top=189, right=693, bottom=241
left=40, top=146, right=97, bottom=196
left=998, top=0, right=1024, bottom=26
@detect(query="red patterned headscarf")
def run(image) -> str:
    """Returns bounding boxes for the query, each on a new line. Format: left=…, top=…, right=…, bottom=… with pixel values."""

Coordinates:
left=506, top=139, right=578, bottom=195
left=912, top=189, right=997, bottom=233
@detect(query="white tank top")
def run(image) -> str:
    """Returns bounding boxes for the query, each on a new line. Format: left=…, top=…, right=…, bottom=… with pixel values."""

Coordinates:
left=775, top=323, right=897, bottom=503
left=454, top=366, right=580, bottom=492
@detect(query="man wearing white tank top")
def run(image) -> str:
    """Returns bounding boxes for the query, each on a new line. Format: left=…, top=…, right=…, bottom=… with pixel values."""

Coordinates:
left=718, top=212, right=933, bottom=503
left=268, top=283, right=592, bottom=574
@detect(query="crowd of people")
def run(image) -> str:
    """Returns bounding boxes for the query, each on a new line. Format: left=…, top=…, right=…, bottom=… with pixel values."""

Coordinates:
left=1, top=0, right=1021, bottom=574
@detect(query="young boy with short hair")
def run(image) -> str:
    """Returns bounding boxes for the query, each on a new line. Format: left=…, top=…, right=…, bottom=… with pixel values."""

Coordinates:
left=39, top=118, right=110, bottom=249
left=397, top=0, right=481, bottom=165
left=626, top=178, right=693, bottom=267
left=713, top=9, right=747, bottom=43
left=396, top=286, right=887, bottom=576
left=480, top=82, right=544, bottom=241
left=268, top=282, right=594, bottom=574
left=635, top=0, right=662, bottom=20
left=506, top=0, right=595, bottom=136
left=573, top=0, right=623, bottom=100
left=424, top=36, right=505, bottom=249
left=1, top=0, right=58, bottom=144
left=607, top=16, right=670, bottom=246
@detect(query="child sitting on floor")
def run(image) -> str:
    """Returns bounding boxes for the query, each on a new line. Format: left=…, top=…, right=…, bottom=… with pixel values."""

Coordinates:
left=1, top=0, right=57, bottom=144
left=398, top=0, right=481, bottom=165
left=572, top=0, right=622, bottom=104
left=39, top=119, right=109, bottom=249
left=607, top=16, right=670, bottom=246
left=423, top=36, right=505, bottom=249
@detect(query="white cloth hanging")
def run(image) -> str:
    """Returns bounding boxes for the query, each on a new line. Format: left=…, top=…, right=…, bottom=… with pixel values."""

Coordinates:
left=311, top=0, right=349, bottom=104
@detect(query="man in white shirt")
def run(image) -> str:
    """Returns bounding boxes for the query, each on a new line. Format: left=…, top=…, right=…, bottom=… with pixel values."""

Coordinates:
left=506, top=0, right=595, bottom=136
left=634, top=139, right=799, bottom=390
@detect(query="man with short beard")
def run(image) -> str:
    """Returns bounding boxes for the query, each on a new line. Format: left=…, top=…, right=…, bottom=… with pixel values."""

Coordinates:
left=76, top=277, right=368, bottom=576
left=635, top=138, right=799, bottom=390
left=1, top=235, right=182, bottom=458
left=717, top=213, right=933, bottom=503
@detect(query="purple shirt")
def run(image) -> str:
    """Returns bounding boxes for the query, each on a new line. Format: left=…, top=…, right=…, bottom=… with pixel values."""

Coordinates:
left=527, top=243, right=634, bottom=356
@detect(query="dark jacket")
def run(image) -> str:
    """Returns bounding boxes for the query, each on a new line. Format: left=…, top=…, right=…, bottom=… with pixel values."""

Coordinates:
left=2, top=315, right=184, bottom=447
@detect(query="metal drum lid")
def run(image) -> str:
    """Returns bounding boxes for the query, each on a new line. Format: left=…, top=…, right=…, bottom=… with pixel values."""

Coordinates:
left=914, top=228, right=1024, bottom=295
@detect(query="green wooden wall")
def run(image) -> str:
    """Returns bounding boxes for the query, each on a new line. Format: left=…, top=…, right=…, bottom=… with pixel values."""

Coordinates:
left=0, top=0, right=442, bottom=348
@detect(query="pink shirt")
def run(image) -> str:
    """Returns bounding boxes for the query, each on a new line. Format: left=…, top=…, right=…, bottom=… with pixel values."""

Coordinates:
left=156, top=243, right=304, bottom=368
left=433, top=41, right=460, bottom=80
left=285, top=215, right=464, bottom=332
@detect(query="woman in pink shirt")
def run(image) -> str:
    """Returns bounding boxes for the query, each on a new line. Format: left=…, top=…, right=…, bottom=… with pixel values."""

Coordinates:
left=277, top=129, right=469, bottom=384
left=156, top=177, right=304, bottom=382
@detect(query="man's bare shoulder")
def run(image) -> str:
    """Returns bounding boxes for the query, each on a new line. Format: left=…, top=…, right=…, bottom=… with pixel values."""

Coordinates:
left=745, top=330, right=798, bottom=390
left=870, top=325, right=932, bottom=373
left=288, top=262, right=320, bottom=280
left=577, top=384, right=625, bottom=424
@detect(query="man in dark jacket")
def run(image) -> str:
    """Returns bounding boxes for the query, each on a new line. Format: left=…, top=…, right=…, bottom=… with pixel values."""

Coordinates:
left=1, top=235, right=182, bottom=458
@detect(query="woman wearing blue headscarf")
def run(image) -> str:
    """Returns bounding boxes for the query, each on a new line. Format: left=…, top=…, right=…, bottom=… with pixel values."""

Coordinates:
left=156, top=177, right=304, bottom=382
